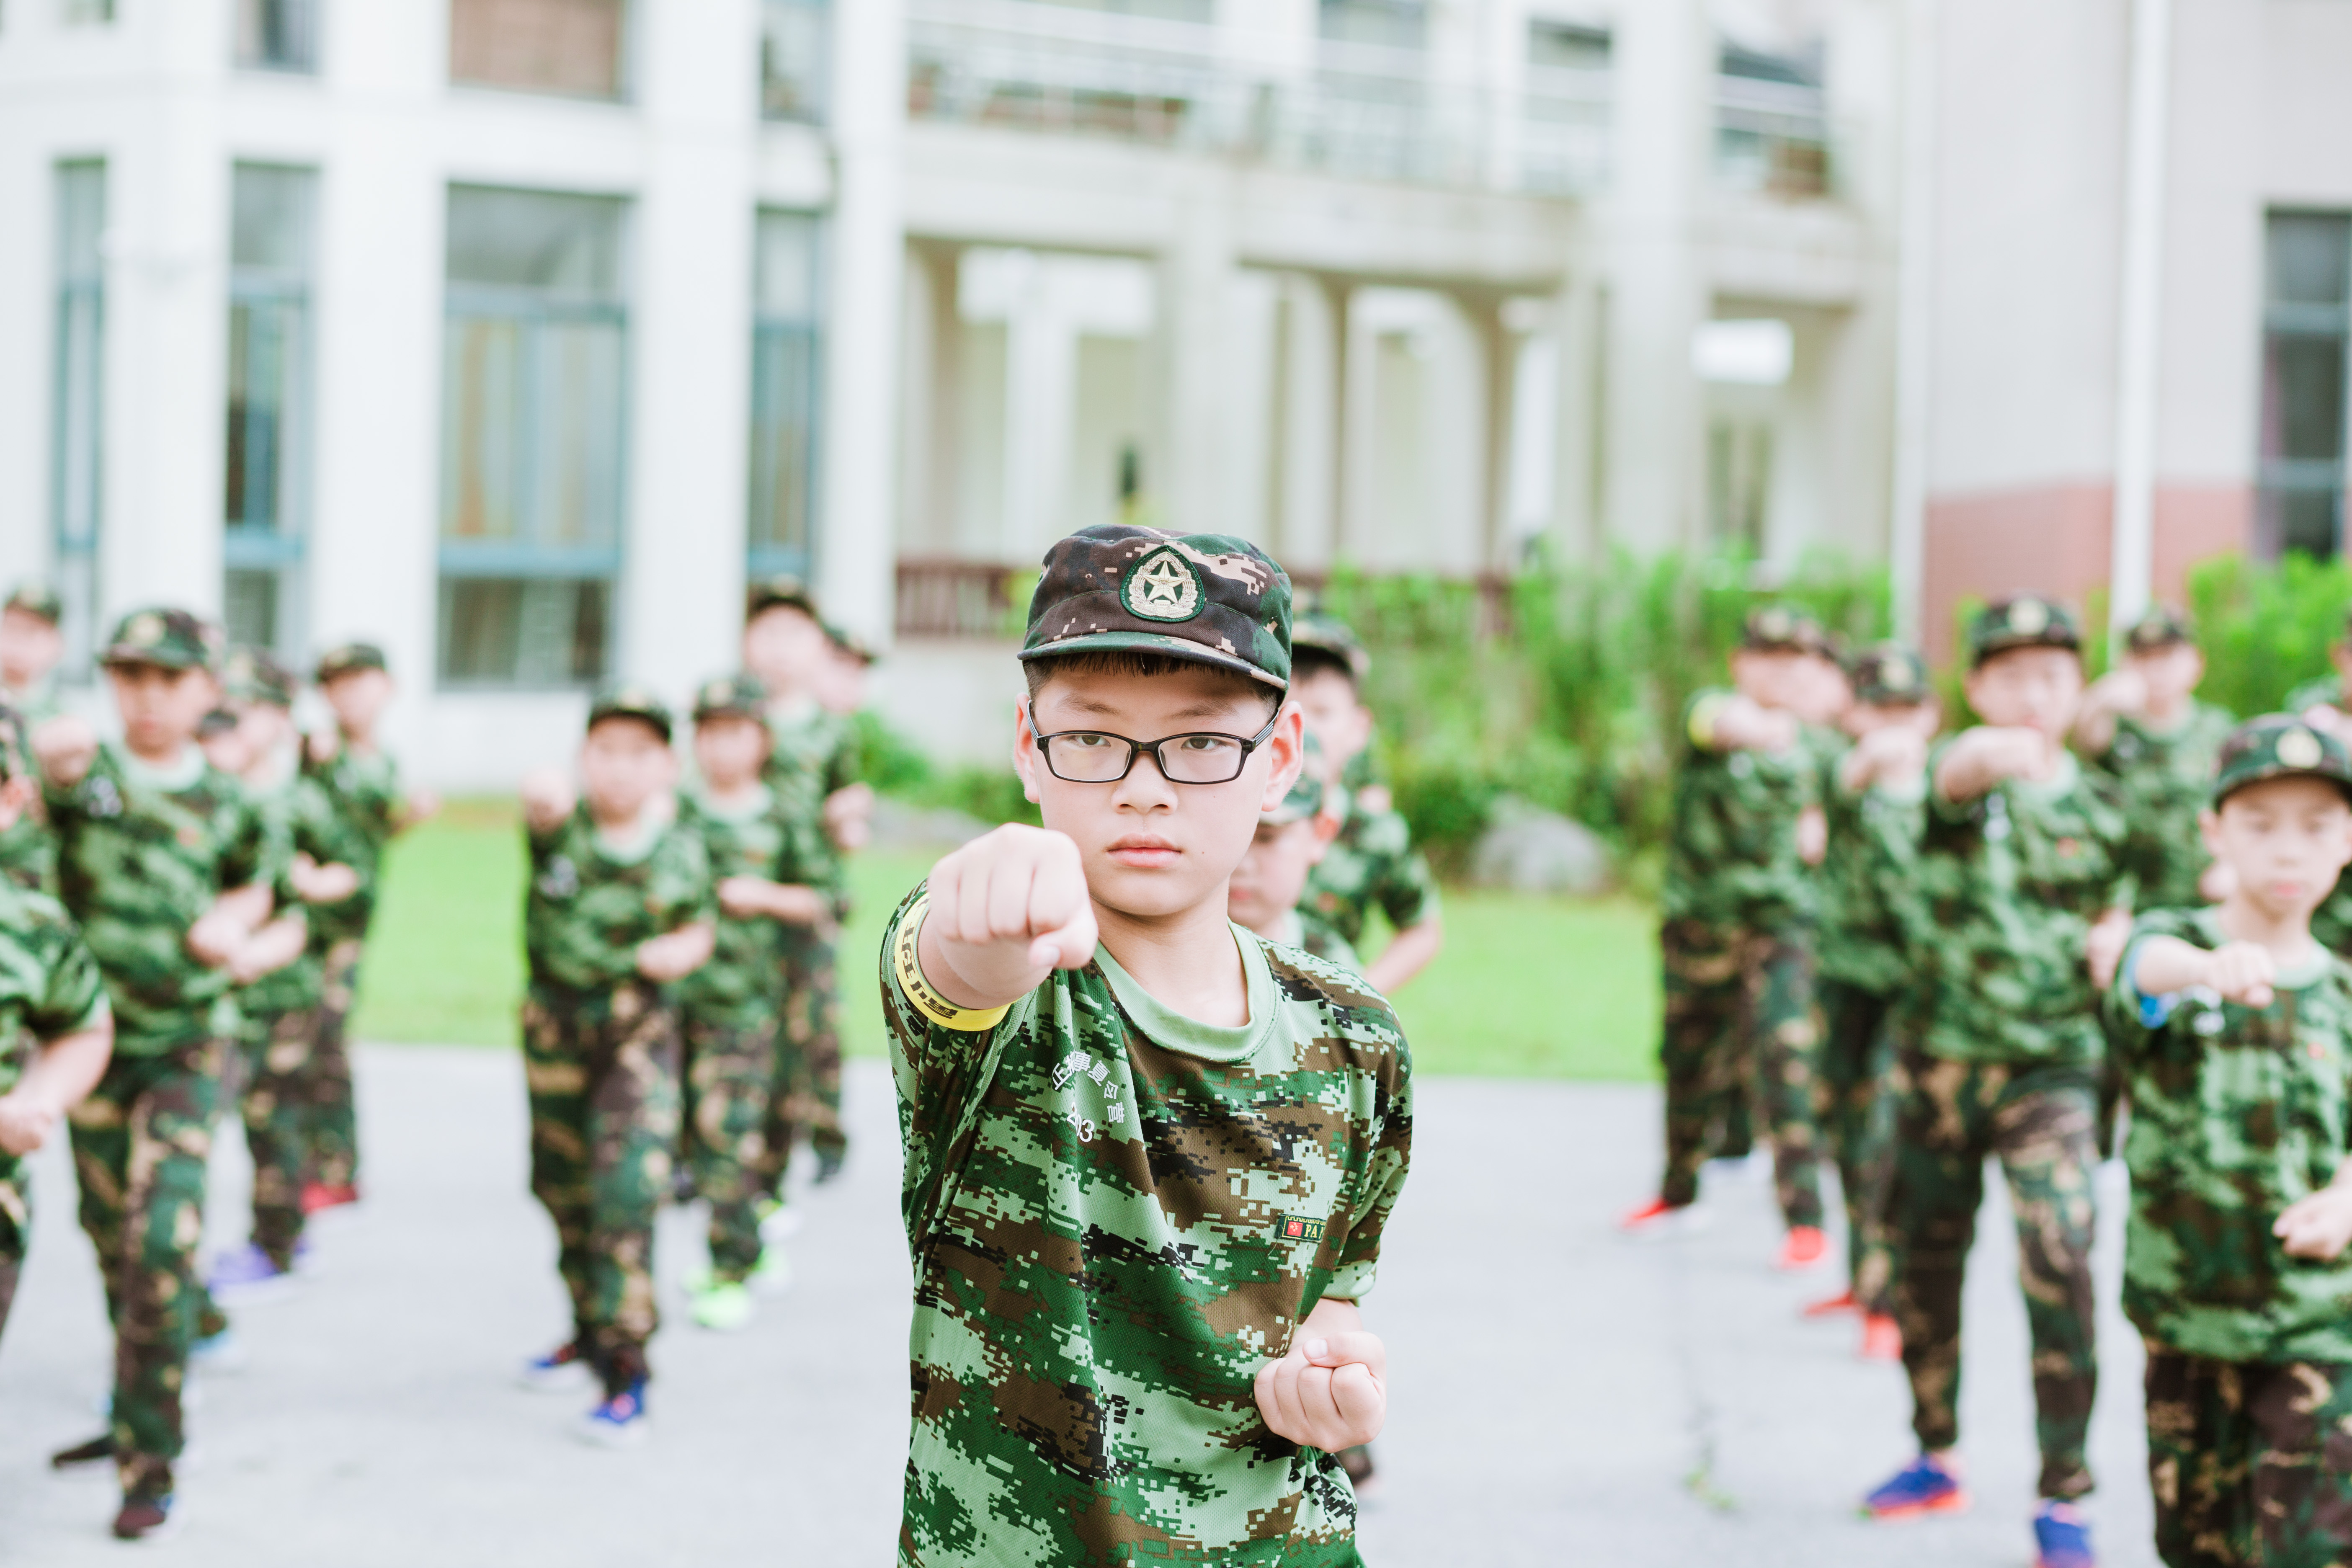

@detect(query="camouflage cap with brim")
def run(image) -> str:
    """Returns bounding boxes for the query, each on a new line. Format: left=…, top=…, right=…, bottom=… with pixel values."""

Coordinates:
left=2125, top=604, right=2195, bottom=655
left=747, top=574, right=820, bottom=622
left=1740, top=605, right=1830, bottom=656
left=1292, top=610, right=1369, bottom=680
left=1850, top=641, right=1933, bottom=707
left=315, top=642, right=388, bottom=682
left=2212, top=715, right=2352, bottom=807
left=823, top=622, right=879, bottom=666
left=222, top=645, right=296, bottom=709
left=1261, top=765, right=1327, bottom=827
left=196, top=708, right=240, bottom=742
left=1020, top=524, right=1292, bottom=691
left=1968, top=595, right=2081, bottom=668
left=0, top=703, right=26, bottom=781
left=691, top=672, right=769, bottom=724
left=101, top=608, right=219, bottom=673
left=587, top=683, right=674, bottom=743
left=4, top=581, right=63, bottom=625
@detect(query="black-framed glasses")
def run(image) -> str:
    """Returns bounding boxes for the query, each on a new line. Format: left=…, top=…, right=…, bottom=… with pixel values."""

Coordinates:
left=1035, top=713, right=1282, bottom=785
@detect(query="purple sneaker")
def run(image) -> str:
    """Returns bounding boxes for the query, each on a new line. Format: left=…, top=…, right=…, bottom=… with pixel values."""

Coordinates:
left=1861, top=1453, right=1970, bottom=1521
left=2033, top=1501, right=2095, bottom=1568
left=206, top=1242, right=296, bottom=1305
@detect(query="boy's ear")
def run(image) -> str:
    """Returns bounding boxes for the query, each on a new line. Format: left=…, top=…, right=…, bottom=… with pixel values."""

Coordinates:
left=1012, top=699, right=1044, bottom=805
left=1259, top=706, right=1306, bottom=814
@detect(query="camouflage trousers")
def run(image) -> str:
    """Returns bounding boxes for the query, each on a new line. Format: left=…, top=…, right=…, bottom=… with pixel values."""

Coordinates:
left=2145, top=1345, right=2352, bottom=1568
left=1886, top=1049, right=2099, bottom=1499
left=0, top=1154, right=24, bottom=1345
left=681, top=1014, right=776, bottom=1283
left=236, top=1005, right=321, bottom=1269
left=523, top=981, right=681, bottom=1394
left=68, top=1037, right=229, bottom=1498
left=1816, top=978, right=1898, bottom=1313
left=1656, top=917, right=1824, bottom=1228
left=302, top=939, right=363, bottom=1190
left=763, top=928, right=845, bottom=1191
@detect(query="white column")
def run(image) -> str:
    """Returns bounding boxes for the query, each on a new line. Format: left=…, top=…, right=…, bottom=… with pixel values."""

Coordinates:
left=621, top=0, right=758, bottom=694
left=1548, top=267, right=1602, bottom=562
left=1000, top=252, right=1075, bottom=562
left=1156, top=169, right=1239, bottom=536
left=816, top=0, right=908, bottom=647
left=1275, top=273, right=1341, bottom=571
left=1886, top=0, right=1940, bottom=642
left=2108, top=0, right=2174, bottom=634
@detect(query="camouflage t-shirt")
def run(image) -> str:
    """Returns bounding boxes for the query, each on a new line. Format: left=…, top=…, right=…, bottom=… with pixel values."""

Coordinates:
left=524, top=805, right=715, bottom=999
left=765, top=703, right=861, bottom=901
left=1303, top=805, right=1439, bottom=949
left=1660, top=691, right=1821, bottom=931
left=676, top=783, right=822, bottom=1026
left=2107, top=906, right=2352, bottom=1362
left=301, top=740, right=402, bottom=948
left=2088, top=702, right=2235, bottom=911
left=0, top=877, right=110, bottom=1100
left=240, top=772, right=340, bottom=1019
left=1903, top=746, right=2134, bottom=1066
left=46, top=744, right=276, bottom=1055
left=1814, top=753, right=1926, bottom=997
left=882, top=887, right=1413, bottom=1567
left=0, top=683, right=59, bottom=896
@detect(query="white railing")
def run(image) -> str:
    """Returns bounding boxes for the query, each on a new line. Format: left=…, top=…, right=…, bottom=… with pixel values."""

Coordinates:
left=904, top=0, right=1612, bottom=198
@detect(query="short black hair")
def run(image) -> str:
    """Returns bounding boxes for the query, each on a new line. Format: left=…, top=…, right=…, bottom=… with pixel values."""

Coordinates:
left=1024, top=650, right=1282, bottom=715
left=1289, top=646, right=1357, bottom=691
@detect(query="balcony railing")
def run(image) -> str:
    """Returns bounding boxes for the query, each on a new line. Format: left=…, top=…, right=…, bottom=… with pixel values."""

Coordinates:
left=905, top=0, right=1611, bottom=197
left=1714, top=75, right=1832, bottom=198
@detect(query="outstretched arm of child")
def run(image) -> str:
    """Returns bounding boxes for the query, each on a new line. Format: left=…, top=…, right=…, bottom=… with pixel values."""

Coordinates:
left=916, top=823, right=1099, bottom=1011
left=1934, top=726, right=2051, bottom=802
left=1253, top=1297, right=1387, bottom=1452
left=2130, top=935, right=2277, bottom=1008
left=520, top=769, right=575, bottom=835
left=1690, top=694, right=1798, bottom=756
left=290, top=853, right=362, bottom=905
left=0, top=1018, right=112, bottom=1158
left=187, top=884, right=275, bottom=967
left=2278, top=1160, right=2352, bottom=1261
left=227, top=912, right=310, bottom=985
left=717, top=876, right=831, bottom=927
left=636, top=922, right=716, bottom=983
left=30, top=714, right=98, bottom=789
left=2072, top=668, right=2150, bottom=757
left=1839, top=726, right=1929, bottom=795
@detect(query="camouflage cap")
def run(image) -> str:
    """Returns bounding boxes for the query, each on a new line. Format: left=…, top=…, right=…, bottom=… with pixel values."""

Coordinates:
left=1740, top=604, right=1829, bottom=656
left=1291, top=610, right=1370, bottom=680
left=1262, top=764, right=1328, bottom=828
left=2124, top=604, right=2195, bottom=655
left=222, top=645, right=296, bottom=709
left=1019, top=524, right=1292, bottom=691
left=1850, top=641, right=1932, bottom=707
left=0, top=702, right=25, bottom=781
left=196, top=708, right=240, bottom=742
left=1967, top=594, right=2080, bottom=668
left=691, top=672, right=769, bottom=724
left=824, top=622, right=879, bottom=666
left=4, top=581, right=62, bottom=625
left=2212, top=715, right=2352, bottom=807
left=315, top=641, right=388, bottom=682
left=101, top=607, right=219, bottom=673
left=747, top=574, right=820, bottom=622
left=587, top=683, right=674, bottom=743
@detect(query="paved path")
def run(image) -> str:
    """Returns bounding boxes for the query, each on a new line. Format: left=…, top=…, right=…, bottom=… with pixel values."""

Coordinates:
left=0, top=1049, right=2157, bottom=1566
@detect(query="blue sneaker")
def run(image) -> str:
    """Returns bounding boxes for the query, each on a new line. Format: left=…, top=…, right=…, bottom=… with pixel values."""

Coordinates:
left=576, top=1380, right=649, bottom=1448
left=205, top=1242, right=295, bottom=1305
left=2033, top=1501, right=2095, bottom=1568
left=1862, top=1454, right=1970, bottom=1520
left=518, top=1339, right=593, bottom=1395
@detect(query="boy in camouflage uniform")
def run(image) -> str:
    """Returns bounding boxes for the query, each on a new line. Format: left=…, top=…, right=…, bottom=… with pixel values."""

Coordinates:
left=884, top=524, right=1411, bottom=1565
left=2076, top=606, right=2236, bottom=910
left=0, top=582, right=67, bottom=894
left=1230, top=764, right=1358, bottom=973
left=0, top=703, right=113, bottom=1344
left=1803, top=642, right=1939, bottom=1359
left=1623, top=606, right=1832, bottom=1269
left=1862, top=598, right=2135, bottom=1568
left=1290, top=613, right=1444, bottom=995
left=2103, top=715, right=2352, bottom=1568
left=32, top=609, right=285, bottom=1540
left=675, top=673, right=829, bottom=1329
left=516, top=688, right=716, bottom=1445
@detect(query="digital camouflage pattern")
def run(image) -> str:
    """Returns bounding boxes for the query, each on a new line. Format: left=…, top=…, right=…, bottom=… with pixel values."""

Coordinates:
left=677, top=784, right=823, bottom=1027
left=522, top=980, right=682, bottom=1393
left=1294, top=909, right=1364, bottom=977
left=1904, top=749, right=2134, bottom=1066
left=1814, top=758, right=1927, bottom=995
left=299, top=740, right=402, bottom=949
left=1303, top=803, right=1439, bottom=950
left=240, top=774, right=338, bottom=1021
left=70, top=1037, right=230, bottom=1498
left=0, top=699, right=57, bottom=895
left=2106, top=908, right=2352, bottom=1364
left=2090, top=703, right=2237, bottom=910
left=2144, top=1346, right=2352, bottom=1568
left=882, top=887, right=1412, bottom=1566
left=1018, top=524, right=1295, bottom=691
left=681, top=1017, right=775, bottom=1282
left=523, top=807, right=714, bottom=995
left=1816, top=980, right=1897, bottom=1310
left=305, top=939, right=363, bottom=1189
left=764, top=704, right=861, bottom=900
left=297, top=741, right=402, bottom=1190
left=1885, top=1049, right=2100, bottom=1500
left=1659, top=690, right=1820, bottom=931
left=764, top=925, right=847, bottom=1178
left=235, top=1003, right=323, bottom=1269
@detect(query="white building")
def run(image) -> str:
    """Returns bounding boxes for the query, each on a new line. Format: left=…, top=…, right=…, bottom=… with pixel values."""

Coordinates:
left=15, top=0, right=2337, bottom=779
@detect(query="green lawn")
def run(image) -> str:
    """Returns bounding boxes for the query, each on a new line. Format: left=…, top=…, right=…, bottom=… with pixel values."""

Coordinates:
left=354, top=810, right=1660, bottom=1081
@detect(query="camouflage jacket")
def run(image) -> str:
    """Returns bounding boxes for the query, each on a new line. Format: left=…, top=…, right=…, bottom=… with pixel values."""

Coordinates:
left=0, top=812, right=57, bottom=897
left=46, top=744, right=276, bottom=1055
left=1902, top=746, right=2134, bottom=1066
left=1303, top=803, right=1439, bottom=949
left=240, top=772, right=340, bottom=1020
left=1659, top=691, right=1822, bottom=931
left=300, top=740, right=403, bottom=949
left=1814, top=749, right=1926, bottom=996
left=2087, top=702, right=2235, bottom=911
left=2317, top=875, right=2352, bottom=959
left=764, top=704, right=860, bottom=900
left=0, top=876, right=110, bottom=1101
left=675, top=784, right=824, bottom=1026
left=2107, top=906, right=2352, bottom=1363
left=882, top=887, right=1413, bottom=1566
left=523, top=805, right=715, bottom=1001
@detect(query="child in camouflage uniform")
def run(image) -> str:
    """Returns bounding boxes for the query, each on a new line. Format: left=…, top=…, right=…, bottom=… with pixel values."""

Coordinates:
left=1230, top=763, right=1358, bottom=973
left=1804, top=642, right=1939, bottom=1360
left=2282, top=617, right=2352, bottom=957
left=1289, top=613, right=1444, bottom=994
left=1624, top=606, right=1832, bottom=1270
left=884, top=524, right=1411, bottom=1565
left=516, top=687, right=716, bottom=1445
left=0, top=701, right=113, bottom=1345
left=32, top=608, right=285, bottom=1540
left=2104, top=715, right=2352, bottom=1568
left=0, top=581, right=66, bottom=894
left=2076, top=606, right=2236, bottom=909
left=675, top=673, right=829, bottom=1329
left=1862, top=597, right=2136, bottom=1568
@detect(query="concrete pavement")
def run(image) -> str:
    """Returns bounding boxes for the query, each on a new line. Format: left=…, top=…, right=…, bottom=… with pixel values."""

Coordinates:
left=0, top=1050, right=2158, bottom=1566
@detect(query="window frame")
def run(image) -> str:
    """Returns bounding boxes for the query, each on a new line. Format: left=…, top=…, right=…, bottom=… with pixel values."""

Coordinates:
left=51, top=159, right=106, bottom=681
left=746, top=208, right=825, bottom=585
left=224, top=162, right=319, bottom=658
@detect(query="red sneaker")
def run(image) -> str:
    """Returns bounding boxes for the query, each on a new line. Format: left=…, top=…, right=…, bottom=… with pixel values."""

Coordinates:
left=1860, top=1313, right=1903, bottom=1361
left=1803, top=1288, right=1860, bottom=1318
left=1775, top=1225, right=1829, bottom=1270
left=302, top=1182, right=361, bottom=1216
left=1620, top=1196, right=1702, bottom=1235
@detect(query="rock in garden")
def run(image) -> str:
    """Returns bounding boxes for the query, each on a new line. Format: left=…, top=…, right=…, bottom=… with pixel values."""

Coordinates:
left=1470, top=798, right=1614, bottom=895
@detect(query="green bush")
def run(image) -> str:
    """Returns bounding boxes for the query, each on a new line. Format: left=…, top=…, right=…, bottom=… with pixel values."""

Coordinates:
left=858, top=710, right=1042, bottom=829
left=2187, top=552, right=2351, bottom=717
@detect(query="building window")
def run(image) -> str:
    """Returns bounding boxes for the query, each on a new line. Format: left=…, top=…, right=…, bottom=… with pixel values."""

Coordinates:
left=236, top=0, right=318, bottom=72
left=449, top=0, right=626, bottom=99
left=761, top=0, right=828, bottom=123
left=225, top=165, right=315, bottom=655
left=52, top=160, right=105, bottom=678
left=63, top=0, right=113, bottom=23
left=748, top=210, right=823, bottom=583
left=1716, top=40, right=1830, bottom=198
left=1319, top=0, right=1424, bottom=49
left=439, top=185, right=627, bottom=687
left=2259, top=212, right=2352, bottom=560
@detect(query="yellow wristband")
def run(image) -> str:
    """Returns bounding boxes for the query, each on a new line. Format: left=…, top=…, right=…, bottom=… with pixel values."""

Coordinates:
left=1689, top=692, right=1731, bottom=750
left=894, top=896, right=1011, bottom=1032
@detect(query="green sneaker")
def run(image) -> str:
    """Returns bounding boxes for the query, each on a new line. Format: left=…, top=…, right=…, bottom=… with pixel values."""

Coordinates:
left=750, top=1243, right=794, bottom=1299
left=689, top=1279, right=756, bottom=1332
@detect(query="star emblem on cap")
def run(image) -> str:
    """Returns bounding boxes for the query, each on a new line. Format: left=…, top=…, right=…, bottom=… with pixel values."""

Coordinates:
left=127, top=613, right=163, bottom=646
left=1123, top=547, right=1202, bottom=622
left=2009, top=598, right=2048, bottom=635
left=2279, top=729, right=2324, bottom=769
